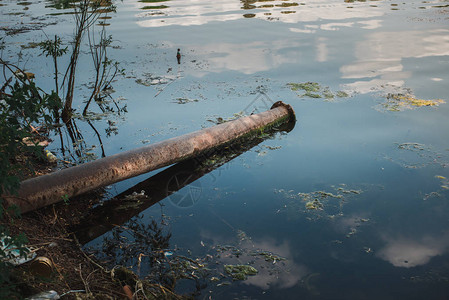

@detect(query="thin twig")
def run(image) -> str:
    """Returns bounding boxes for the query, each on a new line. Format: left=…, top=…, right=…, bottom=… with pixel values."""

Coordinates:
left=72, top=234, right=110, bottom=274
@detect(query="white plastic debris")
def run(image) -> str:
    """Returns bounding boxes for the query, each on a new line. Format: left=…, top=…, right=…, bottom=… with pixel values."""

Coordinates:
left=0, top=235, right=36, bottom=266
left=25, top=290, right=60, bottom=300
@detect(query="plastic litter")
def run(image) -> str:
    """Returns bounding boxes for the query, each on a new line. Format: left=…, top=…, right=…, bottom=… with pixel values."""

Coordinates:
left=45, top=150, right=57, bottom=163
left=0, top=235, right=36, bottom=265
left=30, top=256, right=53, bottom=277
left=25, top=290, right=60, bottom=300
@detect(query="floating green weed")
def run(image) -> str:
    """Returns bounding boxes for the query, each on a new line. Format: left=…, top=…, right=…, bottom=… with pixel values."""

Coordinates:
left=288, top=82, right=320, bottom=92
left=336, top=91, right=349, bottom=98
left=287, top=82, right=349, bottom=100
left=141, top=5, right=168, bottom=9
left=20, top=42, right=40, bottom=49
left=249, top=251, right=286, bottom=263
left=379, top=93, right=445, bottom=112
left=207, top=111, right=246, bottom=125
left=304, top=91, right=321, bottom=98
left=388, top=142, right=449, bottom=169
left=275, top=184, right=364, bottom=220
left=224, top=264, right=258, bottom=280
left=305, top=199, right=323, bottom=210
left=175, top=98, right=199, bottom=104
left=276, top=2, right=299, bottom=7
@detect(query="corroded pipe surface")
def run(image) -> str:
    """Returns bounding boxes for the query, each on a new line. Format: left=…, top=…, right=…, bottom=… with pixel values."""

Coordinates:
left=5, top=101, right=295, bottom=214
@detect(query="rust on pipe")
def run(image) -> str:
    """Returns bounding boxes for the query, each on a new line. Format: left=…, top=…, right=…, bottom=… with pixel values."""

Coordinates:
left=4, top=101, right=295, bottom=214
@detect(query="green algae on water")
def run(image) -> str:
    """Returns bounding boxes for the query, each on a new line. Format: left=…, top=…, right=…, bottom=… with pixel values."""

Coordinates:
left=305, top=199, right=323, bottom=210
left=139, top=0, right=169, bottom=2
left=224, top=264, right=258, bottom=280
left=141, top=5, right=168, bottom=9
left=379, top=93, right=445, bottom=112
left=389, top=142, right=449, bottom=169
left=288, top=82, right=320, bottom=92
left=336, top=91, right=349, bottom=98
left=287, top=82, right=349, bottom=100
left=275, top=184, right=364, bottom=220
left=249, top=251, right=286, bottom=263
left=275, top=2, right=299, bottom=7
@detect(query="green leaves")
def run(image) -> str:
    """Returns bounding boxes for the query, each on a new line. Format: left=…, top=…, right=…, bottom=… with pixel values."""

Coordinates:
left=0, top=62, right=60, bottom=195
left=39, top=36, right=68, bottom=58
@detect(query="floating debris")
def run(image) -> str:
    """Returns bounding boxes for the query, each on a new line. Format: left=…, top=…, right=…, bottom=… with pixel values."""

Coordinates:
left=423, top=191, right=441, bottom=201
left=224, top=264, right=258, bottom=280
left=287, top=82, right=349, bottom=100
left=174, top=97, right=199, bottom=104
left=435, top=175, right=449, bottom=190
left=256, top=150, right=268, bottom=157
left=363, top=247, right=373, bottom=253
left=378, top=93, right=445, bottom=112
left=135, top=73, right=175, bottom=86
left=346, top=228, right=357, bottom=238
left=263, top=145, right=282, bottom=150
left=123, top=190, right=148, bottom=201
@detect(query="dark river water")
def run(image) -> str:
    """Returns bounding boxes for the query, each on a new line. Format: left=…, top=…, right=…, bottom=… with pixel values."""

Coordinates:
left=1, top=0, right=449, bottom=298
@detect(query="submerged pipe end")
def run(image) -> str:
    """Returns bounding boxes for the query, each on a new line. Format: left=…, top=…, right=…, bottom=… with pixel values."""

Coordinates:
left=271, top=101, right=296, bottom=123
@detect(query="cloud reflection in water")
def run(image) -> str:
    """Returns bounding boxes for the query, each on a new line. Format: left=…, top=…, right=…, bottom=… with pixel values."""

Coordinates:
left=378, top=233, right=449, bottom=268
left=200, top=229, right=308, bottom=290
left=341, top=29, right=449, bottom=93
left=135, top=0, right=385, bottom=27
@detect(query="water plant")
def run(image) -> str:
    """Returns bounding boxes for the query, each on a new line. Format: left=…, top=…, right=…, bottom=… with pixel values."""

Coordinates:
left=380, top=93, right=445, bottom=112
left=224, top=264, right=258, bottom=280
left=38, top=0, right=122, bottom=122
left=287, top=82, right=349, bottom=100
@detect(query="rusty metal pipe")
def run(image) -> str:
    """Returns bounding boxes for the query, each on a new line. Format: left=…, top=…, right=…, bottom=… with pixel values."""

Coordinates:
left=74, top=122, right=294, bottom=244
left=4, top=101, right=295, bottom=214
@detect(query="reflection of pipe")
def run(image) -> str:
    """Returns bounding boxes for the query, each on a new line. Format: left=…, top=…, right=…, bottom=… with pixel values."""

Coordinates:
left=74, top=120, right=295, bottom=244
left=5, top=102, right=295, bottom=214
